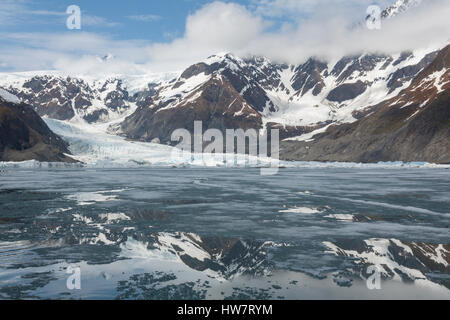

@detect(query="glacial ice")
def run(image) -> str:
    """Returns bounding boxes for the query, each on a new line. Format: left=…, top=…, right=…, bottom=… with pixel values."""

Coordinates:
left=0, top=117, right=449, bottom=169
left=42, top=118, right=278, bottom=168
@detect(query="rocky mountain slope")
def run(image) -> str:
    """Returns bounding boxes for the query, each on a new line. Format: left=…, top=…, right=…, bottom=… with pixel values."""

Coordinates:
left=2, top=44, right=444, bottom=161
left=114, top=0, right=433, bottom=145
left=0, top=75, right=137, bottom=123
left=0, top=0, right=446, bottom=163
left=0, top=90, right=75, bottom=162
left=114, top=47, right=440, bottom=145
left=0, top=71, right=178, bottom=124
left=381, top=0, right=422, bottom=19
left=281, top=45, right=450, bottom=163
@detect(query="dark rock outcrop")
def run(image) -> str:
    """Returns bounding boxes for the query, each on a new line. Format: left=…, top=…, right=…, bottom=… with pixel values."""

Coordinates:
left=120, top=77, right=262, bottom=146
left=327, top=81, right=367, bottom=103
left=291, top=58, right=327, bottom=96
left=0, top=99, right=75, bottom=162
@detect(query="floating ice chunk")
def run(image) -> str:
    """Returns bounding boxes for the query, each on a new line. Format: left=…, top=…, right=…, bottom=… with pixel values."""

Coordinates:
left=279, top=206, right=323, bottom=214
left=72, top=214, right=94, bottom=224
left=67, top=191, right=119, bottom=206
left=324, top=214, right=355, bottom=221
left=99, top=212, right=130, bottom=223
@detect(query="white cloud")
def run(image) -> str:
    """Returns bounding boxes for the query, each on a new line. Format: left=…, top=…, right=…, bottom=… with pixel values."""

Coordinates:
left=145, top=0, right=450, bottom=70
left=0, top=0, right=449, bottom=75
left=26, top=10, right=66, bottom=16
left=82, top=15, right=121, bottom=27
left=0, top=0, right=27, bottom=25
left=250, top=0, right=391, bottom=18
left=0, top=32, right=152, bottom=74
left=0, top=1, right=119, bottom=28
left=126, top=14, right=162, bottom=22
left=145, top=1, right=267, bottom=70
left=243, top=0, right=449, bottom=62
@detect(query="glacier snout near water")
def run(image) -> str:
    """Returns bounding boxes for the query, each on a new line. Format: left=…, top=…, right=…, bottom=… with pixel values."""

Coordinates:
left=41, top=118, right=450, bottom=170
left=43, top=118, right=277, bottom=168
left=0, top=117, right=447, bottom=169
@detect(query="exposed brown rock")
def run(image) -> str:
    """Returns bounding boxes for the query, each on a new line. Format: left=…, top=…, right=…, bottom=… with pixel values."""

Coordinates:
left=281, top=45, right=450, bottom=164
left=0, top=100, right=76, bottom=163
left=119, top=77, right=262, bottom=145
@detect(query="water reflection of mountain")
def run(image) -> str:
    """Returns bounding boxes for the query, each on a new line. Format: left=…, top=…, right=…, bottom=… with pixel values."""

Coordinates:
left=146, top=232, right=273, bottom=279
left=324, top=238, right=450, bottom=289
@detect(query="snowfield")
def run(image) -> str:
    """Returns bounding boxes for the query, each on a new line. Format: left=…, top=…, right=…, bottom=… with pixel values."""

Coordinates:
left=0, top=70, right=179, bottom=96
left=0, top=88, right=20, bottom=104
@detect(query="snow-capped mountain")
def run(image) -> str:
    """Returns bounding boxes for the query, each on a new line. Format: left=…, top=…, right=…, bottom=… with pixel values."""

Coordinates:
left=0, top=72, right=177, bottom=124
left=0, top=88, right=21, bottom=104
left=281, top=44, right=450, bottom=163
left=381, top=0, right=422, bottom=19
left=0, top=0, right=442, bottom=143
left=0, top=0, right=448, bottom=164
left=1, top=44, right=444, bottom=151
left=116, top=46, right=441, bottom=144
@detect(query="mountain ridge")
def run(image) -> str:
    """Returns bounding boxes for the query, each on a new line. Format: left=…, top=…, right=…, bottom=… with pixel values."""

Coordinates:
left=1, top=43, right=447, bottom=163
left=280, top=45, right=450, bottom=164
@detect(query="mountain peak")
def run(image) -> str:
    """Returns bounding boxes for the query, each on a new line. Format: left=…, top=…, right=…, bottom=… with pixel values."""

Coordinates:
left=97, top=53, right=115, bottom=63
left=382, top=0, right=422, bottom=19
left=203, top=52, right=245, bottom=67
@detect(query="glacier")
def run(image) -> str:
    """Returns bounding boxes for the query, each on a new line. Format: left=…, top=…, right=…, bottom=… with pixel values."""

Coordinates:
left=0, top=106, right=447, bottom=169
left=1, top=115, right=449, bottom=170
left=41, top=118, right=280, bottom=168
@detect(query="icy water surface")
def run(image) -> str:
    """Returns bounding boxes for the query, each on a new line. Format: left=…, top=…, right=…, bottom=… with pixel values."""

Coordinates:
left=0, top=167, right=449, bottom=300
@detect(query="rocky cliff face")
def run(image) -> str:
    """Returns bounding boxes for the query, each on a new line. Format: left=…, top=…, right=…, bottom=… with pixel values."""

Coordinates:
left=117, top=57, right=264, bottom=144
left=281, top=45, right=450, bottom=164
left=0, top=93, right=75, bottom=163
left=381, top=0, right=422, bottom=19
left=1, top=76, right=136, bottom=123
left=114, top=47, right=440, bottom=146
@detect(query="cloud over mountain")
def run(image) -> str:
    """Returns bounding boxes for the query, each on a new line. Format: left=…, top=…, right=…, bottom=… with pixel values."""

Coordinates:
left=0, top=0, right=449, bottom=75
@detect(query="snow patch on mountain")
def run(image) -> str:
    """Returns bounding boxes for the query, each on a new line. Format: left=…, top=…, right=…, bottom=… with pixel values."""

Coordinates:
left=0, top=70, right=179, bottom=124
left=383, top=0, right=422, bottom=19
left=0, top=88, right=20, bottom=104
left=156, top=72, right=211, bottom=112
left=0, top=71, right=179, bottom=95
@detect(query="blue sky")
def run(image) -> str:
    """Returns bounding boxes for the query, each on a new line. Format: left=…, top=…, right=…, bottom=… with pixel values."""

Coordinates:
left=2, top=0, right=267, bottom=42
left=0, top=0, right=448, bottom=74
